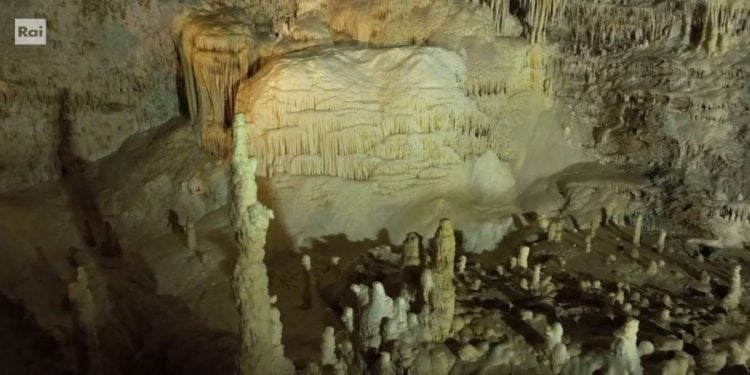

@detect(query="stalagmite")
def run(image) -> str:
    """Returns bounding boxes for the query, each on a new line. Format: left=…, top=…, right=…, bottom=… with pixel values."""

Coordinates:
left=518, top=246, right=530, bottom=269
left=67, top=267, right=102, bottom=375
left=302, top=255, right=313, bottom=309
left=610, top=318, right=643, bottom=375
left=376, top=352, right=396, bottom=375
left=658, top=309, right=671, bottom=325
left=342, top=307, right=355, bottom=333
left=420, top=268, right=434, bottom=310
left=359, top=282, right=394, bottom=349
left=721, top=265, right=743, bottom=311
left=633, top=214, right=643, bottom=246
left=657, top=230, right=666, bottom=253
left=230, top=113, right=294, bottom=375
left=584, top=235, right=592, bottom=253
left=539, top=215, right=551, bottom=232
left=532, top=264, right=542, bottom=290
left=422, top=219, right=457, bottom=342
left=457, top=255, right=467, bottom=274
left=402, top=232, right=421, bottom=267
left=321, top=327, right=336, bottom=367
left=646, top=260, right=658, bottom=277
left=548, top=221, right=558, bottom=241
left=186, top=216, right=197, bottom=251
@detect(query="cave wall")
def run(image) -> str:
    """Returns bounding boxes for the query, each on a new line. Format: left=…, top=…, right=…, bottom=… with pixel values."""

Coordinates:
left=0, top=0, right=299, bottom=193
left=0, top=0, right=200, bottom=192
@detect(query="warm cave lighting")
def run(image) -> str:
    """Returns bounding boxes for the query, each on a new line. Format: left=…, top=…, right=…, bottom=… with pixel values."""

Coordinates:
left=3, top=0, right=750, bottom=374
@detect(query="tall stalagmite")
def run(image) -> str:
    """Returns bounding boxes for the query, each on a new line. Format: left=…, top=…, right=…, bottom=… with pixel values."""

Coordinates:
left=230, top=113, right=294, bottom=375
left=424, top=219, right=457, bottom=341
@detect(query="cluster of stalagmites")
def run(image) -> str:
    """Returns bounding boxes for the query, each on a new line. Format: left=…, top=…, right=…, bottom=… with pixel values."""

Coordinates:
left=209, top=136, right=750, bottom=374
left=303, top=219, right=457, bottom=374
left=292, top=210, right=747, bottom=374
left=315, top=206, right=750, bottom=373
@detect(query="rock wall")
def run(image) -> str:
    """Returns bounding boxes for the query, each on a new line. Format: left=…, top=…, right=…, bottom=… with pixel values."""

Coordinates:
left=0, top=0, right=295, bottom=193
left=0, top=0, right=197, bottom=192
left=542, top=0, right=750, bottom=233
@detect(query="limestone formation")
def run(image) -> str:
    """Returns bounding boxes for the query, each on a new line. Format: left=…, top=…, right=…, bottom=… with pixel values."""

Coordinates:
left=633, top=214, right=643, bottom=246
left=230, top=114, right=294, bottom=375
left=186, top=216, right=197, bottom=251
left=320, top=327, right=336, bottom=367
left=517, top=246, right=530, bottom=269
left=657, top=230, right=667, bottom=253
left=7, top=0, right=750, bottom=374
left=359, top=282, right=394, bottom=349
left=172, top=8, right=256, bottom=156
left=423, top=219, right=457, bottom=341
left=402, top=232, right=421, bottom=267
left=721, top=265, right=744, bottom=311
left=457, top=255, right=467, bottom=274
left=302, top=254, right=313, bottom=309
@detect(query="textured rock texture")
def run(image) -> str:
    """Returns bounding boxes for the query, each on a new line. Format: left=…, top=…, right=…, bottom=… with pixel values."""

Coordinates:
left=0, top=0, right=192, bottom=191
left=236, top=45, right=493, bottom=180
left=0, top=0, right=296, bottom=192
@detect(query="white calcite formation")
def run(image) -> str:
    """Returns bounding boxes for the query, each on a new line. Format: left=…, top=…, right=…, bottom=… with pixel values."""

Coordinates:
left=721, top=265, right=743, bottom=311
left=229, top=114, right=293, bottom=375
left=517, top=246, right=530, bottom=269
left=402, top=232, right=422, bottom=267
left=235, top=46, right=494, bottom=181
left=233, top=45, right=519, bottom=253
left=657, top=230, right=667, bottom=253
left=422, top=219, right=458, bottom=342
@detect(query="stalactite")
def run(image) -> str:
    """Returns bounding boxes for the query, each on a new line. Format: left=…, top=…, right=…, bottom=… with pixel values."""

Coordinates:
left=487, top=0, right=511, bottom=34
left=564, top=1, right=678, bottom=48
left=700, top=0, right=750, bottom=55
left=235, top=46, right=516, bottom=181
left=230, top=113, right=294, bottom=375
left=520, top=0, right=568, bottom=44
left=172, top=9, right=255, bottom=156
